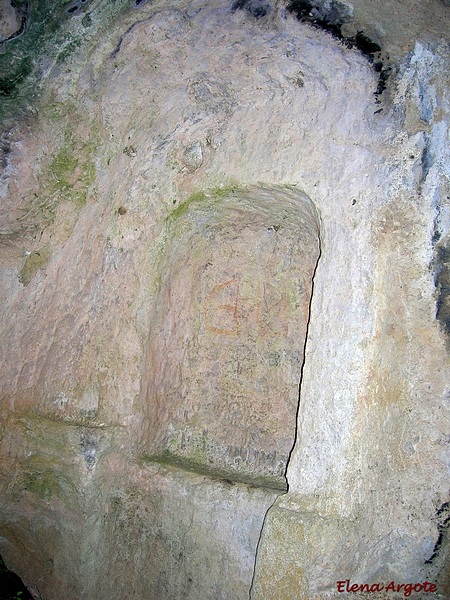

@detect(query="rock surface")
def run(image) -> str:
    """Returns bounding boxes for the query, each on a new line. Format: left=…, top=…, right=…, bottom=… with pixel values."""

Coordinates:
left=0, top=0, right=449, bottom=598
left=0, top=0, right=20, bottom=42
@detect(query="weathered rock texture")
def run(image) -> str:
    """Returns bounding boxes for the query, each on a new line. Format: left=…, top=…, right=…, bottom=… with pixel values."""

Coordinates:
left=0, top=0, right=449, bottom=598
left=141, top=186, right=319, bottom=489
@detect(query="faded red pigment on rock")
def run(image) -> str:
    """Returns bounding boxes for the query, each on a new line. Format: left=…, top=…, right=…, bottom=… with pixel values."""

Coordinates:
left=337, top=580, right=437, bottom=596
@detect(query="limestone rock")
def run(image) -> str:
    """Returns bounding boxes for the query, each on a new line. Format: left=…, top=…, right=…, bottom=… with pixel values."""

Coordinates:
left=0, top=0, right=20, bottom=42
left=0, top=0, right=449, bottom=598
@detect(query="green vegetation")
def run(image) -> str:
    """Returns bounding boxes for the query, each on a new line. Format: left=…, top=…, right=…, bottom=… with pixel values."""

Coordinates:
left=49, top=138, right=95, bottom=208
left=50, top=146, right=79, bottom=185
left=143, top=451, right=287, bottom=492
left=208, top=184, right=242, bottom=199
left=166, top=191, right=207, bottom=223
left=165, top=184, right=243, bottom=224
left=10, top=125, right=97, bottom=248
left=22, top=454, right=76, bottom=502
left=0, top=1, right=66, bottom=121
left=24, top=468, right=61, bottom=499
left=0, top=57, right=32, bottom=98
left=19, top=246, right=51, bottom=287
left=55, top=35, right=83, bottom=64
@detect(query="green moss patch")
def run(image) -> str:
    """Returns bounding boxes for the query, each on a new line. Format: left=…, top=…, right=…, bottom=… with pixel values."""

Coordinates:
left=48, top=140, right=95, bottom=208
left=165, top=184, right=243, bottom=225
left=22, top=455, right=76, bottom=501
left=17, top=126, right=98, bottom=238
left=142, top=451, right=287, bottom=492
left=19, top=246, right=51, bottom=286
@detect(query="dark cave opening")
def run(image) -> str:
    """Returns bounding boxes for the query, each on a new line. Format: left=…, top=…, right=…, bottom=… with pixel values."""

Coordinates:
left=0, top=555, right=33, bottom=600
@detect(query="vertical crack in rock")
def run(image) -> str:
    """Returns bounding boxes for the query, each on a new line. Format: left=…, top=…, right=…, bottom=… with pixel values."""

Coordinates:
left=143, top=186, right=319, bottom=491
left=420, top=132, right=433, bottom=185
left=285, top=227, right=322, bottom=477
left=249, top=220, right=322, bottom=599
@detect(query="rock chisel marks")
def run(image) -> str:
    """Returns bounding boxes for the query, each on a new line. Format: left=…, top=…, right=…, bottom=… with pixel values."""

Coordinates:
left=141, top=186, right=320, bottom=491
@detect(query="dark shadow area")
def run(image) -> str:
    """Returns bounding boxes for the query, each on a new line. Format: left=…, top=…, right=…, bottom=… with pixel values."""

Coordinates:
left=0, top=555, right=33, bottom=600
left=286, top=0, right=391, bottom=100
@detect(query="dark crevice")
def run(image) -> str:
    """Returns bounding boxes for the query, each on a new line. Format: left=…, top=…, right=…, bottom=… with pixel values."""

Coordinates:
left=110, top=10, right=185, bottom=58
left=431, top=195, right=448, bottom=247
left=0, top=137, right=11, bottom=170
left=425, top=501, right=450, bottom=564
left=66, top=0, right=91, bottom=14
left=248, top=500, right=269, bottom=599
left=284, top=215, right=322, bottom=488
left=249, top=207, right=321, bottom=600
left=349, top=31, right=381, bottom=55
left=432, top=228, right=442, bottom=245
left=231, top=0, right=273, bottom=19
left=286, top=0, right=351, bottom=35
left=0, top=554, right=33, bottom=600
left=425, top=529, right=446, bottom=565
left=286, top=0, right=391, bottom=100
left=433, top=242, right=450, bottom=337
left=374, top=66, right=391, bottom=98
left=420, top=133, right=433, bottom=183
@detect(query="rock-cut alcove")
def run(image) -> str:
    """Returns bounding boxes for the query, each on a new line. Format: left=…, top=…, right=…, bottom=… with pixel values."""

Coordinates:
left=140, top=185, right=320, bottom=490
left=1, top=0, right=449, bottom=597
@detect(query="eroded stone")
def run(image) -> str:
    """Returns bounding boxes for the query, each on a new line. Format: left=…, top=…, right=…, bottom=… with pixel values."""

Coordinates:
left=141, top=186, right=320, bottom=489
left=0, top=0, right=448, bottom=598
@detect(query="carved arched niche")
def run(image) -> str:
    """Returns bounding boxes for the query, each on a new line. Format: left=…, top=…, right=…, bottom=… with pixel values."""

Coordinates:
left=141, top=185, right=320, bottom=490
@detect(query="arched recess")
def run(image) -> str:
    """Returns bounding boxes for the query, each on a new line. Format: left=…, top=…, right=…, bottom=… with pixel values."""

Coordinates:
left=140, top=185, right=320, bottom=490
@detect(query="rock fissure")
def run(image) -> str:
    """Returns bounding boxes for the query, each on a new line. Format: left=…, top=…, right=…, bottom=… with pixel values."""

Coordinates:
left=285, top=212, right=322, bottom=483
left=141, top=185, right=321, bottom=491
left=249, top=205, right=321, bottom=598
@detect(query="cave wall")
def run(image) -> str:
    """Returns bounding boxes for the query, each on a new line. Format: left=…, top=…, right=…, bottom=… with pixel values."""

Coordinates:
left=140, top=186, right=320, bottom=489
left=0, top=0, right=449, bottom=598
